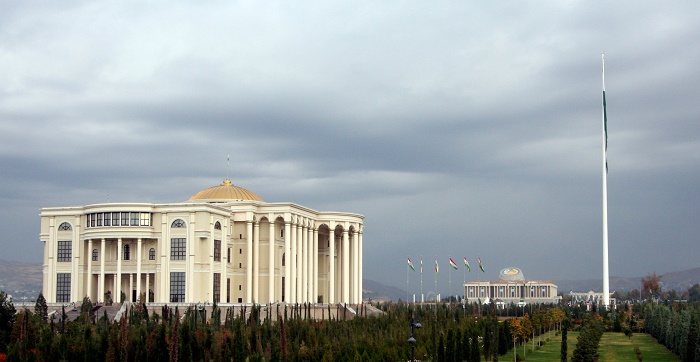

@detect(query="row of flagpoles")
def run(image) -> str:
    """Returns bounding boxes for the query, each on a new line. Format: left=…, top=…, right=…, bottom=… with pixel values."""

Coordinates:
left=407, top=256, right=485, bottom=274
left=405, top=256, right=486, bottom=303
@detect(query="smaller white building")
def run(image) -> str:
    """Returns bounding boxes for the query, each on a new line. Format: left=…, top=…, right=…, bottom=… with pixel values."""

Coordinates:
left=463, top=267, right=560, bottom=305
left=569, top=291, right=616, bottom=307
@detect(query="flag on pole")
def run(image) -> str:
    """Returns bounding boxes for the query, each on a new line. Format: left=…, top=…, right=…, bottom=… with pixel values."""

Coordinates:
left=434, top=258, right=440, bottom=275
left=478, top=257, right=485, bottom=272
left=420, top=257, right=423, bottom=274
left=407, top=257, right=415, bottom=271
left=464, top=257, right=471, bottom=272
left=602, top=53, right=608, bottom=173
left=449, top=257, right=458, bottom=270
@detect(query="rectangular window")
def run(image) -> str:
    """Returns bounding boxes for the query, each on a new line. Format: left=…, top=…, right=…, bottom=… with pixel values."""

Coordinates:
left=121, top=212, right=129, bottom=226
left=56, top=273, right=71, bottom=303
left=112, top=212, right=120, bottom=226
left=170, top=272, right=185, bottom=302
left=227, top=278, right=231, bottom=303
left=130, top=212, right=139, bottom=226
left=104, top=212, right=111, bottom=226
left=90, top=214, right=96, bottom=227
left=214, top=240, right=221, bottom=262
left=57, top=241, right=72, bottom=262
left=170, top=238, right=186, bottom=260
left=123, top=245, right=130, bottom=261
left=227, top=248, right=231, bottom=264
left=97, top=213, right=103, bottom=227
left=140, top=213, right=151, bottom=226
left=213, top=273, right=221, bottom=302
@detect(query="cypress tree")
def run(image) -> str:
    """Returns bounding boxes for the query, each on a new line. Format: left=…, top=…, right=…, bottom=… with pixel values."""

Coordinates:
left=461, top=327, right=471, bottom=360
left=684, top=313, right=698, bottom=362
left=470, top=329, right=480, bottom=362
left=34, top=292, right=48, bottom=322
left=446, top=329, right=455, bottom=362
left=438, top=334, right=445, bottom=362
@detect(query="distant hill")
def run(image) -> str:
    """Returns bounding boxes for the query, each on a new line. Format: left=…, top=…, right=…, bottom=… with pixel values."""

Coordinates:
left=556, top=267, right=700, bottom=293
left=0, top=259, right=43, bottom=302
left=362, top=279, right=405, bottom=302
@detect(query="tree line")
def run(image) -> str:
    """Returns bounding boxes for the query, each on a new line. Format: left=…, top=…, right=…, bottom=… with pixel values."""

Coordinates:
left=3, top=288, right=699, bottom=361
left=0, top=291, right=577, bottom=362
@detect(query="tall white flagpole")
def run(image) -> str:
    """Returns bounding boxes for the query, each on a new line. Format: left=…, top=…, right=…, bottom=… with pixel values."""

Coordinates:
left=420, top=256, right=424, bottom=303
left=602, top=53, right=610, bottom=308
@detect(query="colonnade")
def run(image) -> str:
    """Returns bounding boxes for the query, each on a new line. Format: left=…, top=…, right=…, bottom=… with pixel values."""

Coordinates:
left=247, top=218, right=363, bottom=305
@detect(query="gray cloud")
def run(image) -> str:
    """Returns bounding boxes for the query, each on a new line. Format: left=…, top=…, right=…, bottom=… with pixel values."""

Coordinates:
left=1, top=1, right=699, bottom=294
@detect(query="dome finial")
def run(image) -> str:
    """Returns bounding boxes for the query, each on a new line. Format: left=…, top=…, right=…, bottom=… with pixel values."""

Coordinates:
left=226, top=154, right=230, bottom=182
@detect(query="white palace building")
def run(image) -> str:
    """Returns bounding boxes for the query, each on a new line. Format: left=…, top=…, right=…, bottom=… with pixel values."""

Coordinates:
left=40, top=179, right=364, bottom=305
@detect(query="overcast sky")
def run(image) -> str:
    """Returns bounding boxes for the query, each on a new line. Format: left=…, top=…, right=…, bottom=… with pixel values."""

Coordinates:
left=1, top=1, right=698, bottom=295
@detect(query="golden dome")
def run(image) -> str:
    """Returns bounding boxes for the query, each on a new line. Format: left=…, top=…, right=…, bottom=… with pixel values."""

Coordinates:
left=189, top=179, right=264, bottom=202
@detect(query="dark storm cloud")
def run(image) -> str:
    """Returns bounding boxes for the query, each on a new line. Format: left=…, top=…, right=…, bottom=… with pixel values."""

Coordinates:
left=1, top=1, right=699, bottom=294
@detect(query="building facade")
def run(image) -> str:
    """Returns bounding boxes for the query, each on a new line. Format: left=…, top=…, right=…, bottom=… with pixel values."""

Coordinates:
left=463, top=267, right=560, bottom=305
left=464, top=280, right=560, bottom=305
left=40, top=179, right=364, bottom=305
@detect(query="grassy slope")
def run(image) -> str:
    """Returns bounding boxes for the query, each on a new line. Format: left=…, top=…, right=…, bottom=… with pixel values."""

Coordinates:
left=504, top=330, right=679, bottom=362
left=597, top=332, right=679, bottom=362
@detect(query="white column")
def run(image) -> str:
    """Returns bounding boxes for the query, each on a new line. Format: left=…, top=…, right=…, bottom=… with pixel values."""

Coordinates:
left=342, top=230, right=349, bottom=304
left=311, top=228, right=318, bottom=303
left=290, top=222, right=297, bottom=303
left=117, top=238, right=122, bottom=303
left=328, top=229, right=335, bottom=304
left=302, top=225, right=309, bottom=303
left=129, top=274, right=133, bottom=302
left=71, top=223, right=79, bottom=302
left=253, top=221, right=260, bottom=303
left=161, top=215, right=169, bottom=303
left=284, top=222, right=291, bottom=302
left=246, top=221, right=253, bottom=303
left=146, top=273, right=150, bottom=302
left=296, top=222, right=303, bottom=302
left=313, top=228, right=319, bottom=303
left=136, top=238, right=142, bottom=302
left=353, top=231, right=359, bottom=304
left=358, top=232, right=363, bottom=304
left=87, top=239, right=93, bottom=301
left=100, top=239, right=105, bottom=303
left=336, top=237, right=341, bottom=303
left=222, top=219, right=229, bottom=303
left=268, top=221, right=275, bottom=303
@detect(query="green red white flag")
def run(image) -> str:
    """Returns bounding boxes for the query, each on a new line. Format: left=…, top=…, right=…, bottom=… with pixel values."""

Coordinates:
left=449, top=257, right=458, bottom=270
left=603, top=54, right=608, bottom=173
left=478, top=257, right=485, bottom=273
left=434, top=258, right=439, bottom=275
left=407, top=257, right=415, bottom=271
left=464, top=257, right=471, bottom=272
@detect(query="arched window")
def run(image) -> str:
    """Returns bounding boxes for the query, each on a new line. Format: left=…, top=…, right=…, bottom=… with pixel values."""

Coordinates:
left=149, top=248, right=156, bottom=260
left=123, top=244, right=130, bottom=260
left=171, top=219, right=186, bottom=228
left=92, top=249, right=98, bottom=261
left=58, top=222, right=72, bottom=231
left=214, top=221, right=221, bottom=230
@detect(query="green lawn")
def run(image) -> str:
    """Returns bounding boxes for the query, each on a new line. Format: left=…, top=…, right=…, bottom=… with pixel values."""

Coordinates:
left=597, top=332, right=679, bottom=362
left=502, top=330, right=679, bottom=362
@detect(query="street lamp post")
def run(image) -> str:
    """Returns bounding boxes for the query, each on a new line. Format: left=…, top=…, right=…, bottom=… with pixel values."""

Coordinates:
left=407, top=317, right=422, bottom=362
